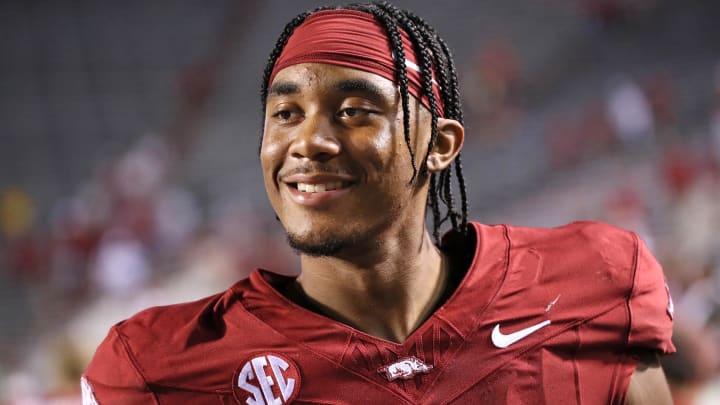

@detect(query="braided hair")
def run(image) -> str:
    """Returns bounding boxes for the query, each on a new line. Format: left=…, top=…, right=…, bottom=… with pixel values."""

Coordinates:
left=260, top=1, right=469, bottom=244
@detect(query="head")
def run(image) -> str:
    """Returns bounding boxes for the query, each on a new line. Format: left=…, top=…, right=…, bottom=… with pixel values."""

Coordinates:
left=259, top=2, right=468, bottom=257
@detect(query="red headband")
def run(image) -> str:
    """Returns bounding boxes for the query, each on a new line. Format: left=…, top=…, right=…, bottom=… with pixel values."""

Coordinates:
left=269, top=9, right=445, bottom=117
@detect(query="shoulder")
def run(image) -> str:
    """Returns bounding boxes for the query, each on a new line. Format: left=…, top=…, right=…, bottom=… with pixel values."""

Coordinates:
left=505, top=220, right=636, bottom=253
left=480, top=221, right=645, bottom=323
left=505, top=220, right=639, bottom=282
left=84, top=279, right=258, bottom=388
left=500, top=220, right=673, bottom=349
left=470, top=220, right=639, bottom=286
left=114, top=289, right=232, bottom=349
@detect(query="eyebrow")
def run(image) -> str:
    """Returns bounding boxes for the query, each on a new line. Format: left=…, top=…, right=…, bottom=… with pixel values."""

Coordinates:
left=268, top=81, right=301, bottom=97
left=333, top=79, right=387, bottom=100
left=267, top=77, right=390, bottom=101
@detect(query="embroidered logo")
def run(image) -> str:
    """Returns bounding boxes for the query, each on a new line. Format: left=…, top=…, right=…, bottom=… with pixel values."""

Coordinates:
left=491, top=319, right=551, bottom=349
left=80, top=376, right=99, bottom=405
left=233, top=353, right=301, bottom=405
left=378, top=356, right=433, bottom=382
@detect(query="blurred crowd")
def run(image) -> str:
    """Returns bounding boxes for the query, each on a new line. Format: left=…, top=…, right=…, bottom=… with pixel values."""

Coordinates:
left=0, top=131, right=299, bottom=403
left=459, top=5, right=720, bottom=401
left=1, top=0, right=719, bottom=403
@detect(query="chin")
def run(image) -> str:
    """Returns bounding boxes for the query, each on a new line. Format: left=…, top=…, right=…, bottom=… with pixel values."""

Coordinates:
left=285, top=230, right=361, bottom=257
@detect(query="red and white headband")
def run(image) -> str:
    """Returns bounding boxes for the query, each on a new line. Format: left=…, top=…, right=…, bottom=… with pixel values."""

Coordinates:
left=269, top=9, right=444, bottom=117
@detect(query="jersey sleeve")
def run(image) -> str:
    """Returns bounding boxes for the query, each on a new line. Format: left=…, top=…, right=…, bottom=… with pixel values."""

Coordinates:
left=627, top=234, right=676, bottom=354
left=82, top=325, right=159, bottom=405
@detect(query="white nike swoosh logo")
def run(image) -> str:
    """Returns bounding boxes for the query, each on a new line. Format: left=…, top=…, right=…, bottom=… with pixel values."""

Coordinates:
left=491, top=319, right=551, bottom=348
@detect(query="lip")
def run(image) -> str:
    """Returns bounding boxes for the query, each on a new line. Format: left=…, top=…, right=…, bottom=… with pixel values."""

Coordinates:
left=280, top=174, right=357, bottom=208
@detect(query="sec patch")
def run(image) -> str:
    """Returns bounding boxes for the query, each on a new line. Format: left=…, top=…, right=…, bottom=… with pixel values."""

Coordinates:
left=233, top=353, right=301, bottom=405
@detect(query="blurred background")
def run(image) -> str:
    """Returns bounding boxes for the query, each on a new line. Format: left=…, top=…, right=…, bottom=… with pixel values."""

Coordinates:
left=1, top=0, right=719, bottom=403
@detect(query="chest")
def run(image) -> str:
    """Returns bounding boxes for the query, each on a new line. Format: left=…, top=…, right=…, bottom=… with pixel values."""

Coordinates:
left=161, top=312, right=631, bottom=405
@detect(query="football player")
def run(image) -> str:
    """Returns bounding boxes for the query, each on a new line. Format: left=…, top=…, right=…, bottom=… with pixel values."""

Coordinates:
left=83, top=2, right=675, bottom=404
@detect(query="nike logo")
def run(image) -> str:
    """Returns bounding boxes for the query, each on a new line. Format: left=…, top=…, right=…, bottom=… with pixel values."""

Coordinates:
left=491, top=319, right=551, bottom=349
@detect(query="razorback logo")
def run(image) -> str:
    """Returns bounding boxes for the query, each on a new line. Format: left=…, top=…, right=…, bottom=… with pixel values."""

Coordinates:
left=378, top=356, right=433, bottom=382
left=233, top=353, right=301, bottom=405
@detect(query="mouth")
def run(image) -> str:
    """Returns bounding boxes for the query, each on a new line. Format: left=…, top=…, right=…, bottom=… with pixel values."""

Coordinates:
left=281, top=175, right=356, bottom=207
left=289, top=181, right=351, bottom=193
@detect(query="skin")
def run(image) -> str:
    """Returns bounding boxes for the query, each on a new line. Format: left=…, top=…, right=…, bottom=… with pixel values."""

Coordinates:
left=260, top=62, right=672, bottom=403
left=627, top=353, right=674, bottom=405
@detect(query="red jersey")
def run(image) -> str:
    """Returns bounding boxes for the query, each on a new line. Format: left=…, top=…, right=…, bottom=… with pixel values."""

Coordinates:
left=83, top=221, right=675, bottom=404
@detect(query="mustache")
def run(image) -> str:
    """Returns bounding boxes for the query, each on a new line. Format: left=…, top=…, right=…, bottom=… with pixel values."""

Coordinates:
left=279, top=164, right=356, bottom=178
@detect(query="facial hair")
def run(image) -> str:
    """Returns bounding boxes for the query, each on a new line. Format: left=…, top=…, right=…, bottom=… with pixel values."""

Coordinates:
left=286, top=231, right=358, bottom=257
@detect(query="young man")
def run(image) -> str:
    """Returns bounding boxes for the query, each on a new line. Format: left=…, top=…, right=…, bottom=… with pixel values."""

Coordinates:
left=83, top=2, right=675, bottom=404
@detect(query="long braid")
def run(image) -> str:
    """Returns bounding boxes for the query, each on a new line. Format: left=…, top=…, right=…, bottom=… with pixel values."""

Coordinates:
left=400, top=10, right=461, bottom=232
left=383, top=3, right=467, bottom=240
left=454, top=154, right=469, bottom=230
left=406, top=12, right=464, bottom=124
left=428, top=175, right=442, bottom=243
left=377, top=2, right=454, bottom=240
left=405, top=8, right=469, bottom=233
left=350, top=3, right=418, bottom=183
left=376, top=3, right=439, bottom=175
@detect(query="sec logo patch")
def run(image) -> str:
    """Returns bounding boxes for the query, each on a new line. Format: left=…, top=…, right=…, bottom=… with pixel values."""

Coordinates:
left=233, top=353, right=301, bottom=405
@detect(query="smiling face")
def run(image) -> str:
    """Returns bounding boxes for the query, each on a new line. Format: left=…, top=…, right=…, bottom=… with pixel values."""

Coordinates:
left=260, top=63, right=433, bottom=256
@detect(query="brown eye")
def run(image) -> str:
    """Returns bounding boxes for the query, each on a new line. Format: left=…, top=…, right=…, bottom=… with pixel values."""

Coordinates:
left=274, top=110, right=293, bottom=120
left=338, top=108, right=370, bottom=118
left=342, top=108, right=358, bottom=117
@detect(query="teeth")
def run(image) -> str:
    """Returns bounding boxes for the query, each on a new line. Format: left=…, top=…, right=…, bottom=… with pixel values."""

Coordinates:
left=296, top=181, right=345, bottom=193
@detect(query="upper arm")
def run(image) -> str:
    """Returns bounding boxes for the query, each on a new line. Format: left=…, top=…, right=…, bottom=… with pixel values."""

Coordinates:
left=626, top=353, right=673, bottom=405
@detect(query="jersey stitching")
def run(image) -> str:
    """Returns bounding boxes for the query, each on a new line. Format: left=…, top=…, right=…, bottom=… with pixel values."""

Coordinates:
left=432, top=313, right=465, bottom=339
left=113, top=327, right=162, bottom=404
left=613, top=231, right=639, bottom=403
left=624, top=233, right=640, bottom=348
left=338, top=329, right=355, bottom=364
left=572, top=326, right=581, bottom=405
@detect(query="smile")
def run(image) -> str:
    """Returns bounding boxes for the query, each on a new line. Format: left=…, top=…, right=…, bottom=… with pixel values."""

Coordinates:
left=296, top=181, right=347, bottom=193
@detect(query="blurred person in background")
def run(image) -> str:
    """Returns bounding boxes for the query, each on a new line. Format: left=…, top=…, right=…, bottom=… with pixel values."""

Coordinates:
left=82, top=2, right=675, bottom=404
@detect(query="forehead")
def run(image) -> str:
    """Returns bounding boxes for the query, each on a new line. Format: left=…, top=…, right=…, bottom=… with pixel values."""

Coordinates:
left=268, top=63, right=397, bottom=98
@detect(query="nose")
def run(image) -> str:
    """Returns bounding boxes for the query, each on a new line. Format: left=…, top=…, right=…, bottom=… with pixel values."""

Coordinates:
left=288, top=115, right=341, bottom=162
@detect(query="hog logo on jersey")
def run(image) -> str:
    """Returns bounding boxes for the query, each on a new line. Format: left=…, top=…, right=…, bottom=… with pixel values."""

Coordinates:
left=233, top=353, right=301, bottom=405
left=378, top=356, right=433, bottom=382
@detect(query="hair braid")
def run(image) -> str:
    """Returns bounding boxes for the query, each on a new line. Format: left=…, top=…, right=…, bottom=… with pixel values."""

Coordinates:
left=376, top=3, right=439, bottom=175
left=428, top=175, right=442, bottom=243
left=351, top=3, right=418, bottom=182
left=404, top=9, right=469, bottom=235
left=453, top=154, right=469, bottom=230
left=376, top=2, right=455, bottom=240
left=405, top=12, right=464, bottom=124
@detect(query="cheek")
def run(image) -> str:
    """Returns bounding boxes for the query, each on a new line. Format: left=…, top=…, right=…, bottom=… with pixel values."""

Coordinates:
left=260, top=138, right=284, bottom=186
left=346, top=125, right=401, bottom=177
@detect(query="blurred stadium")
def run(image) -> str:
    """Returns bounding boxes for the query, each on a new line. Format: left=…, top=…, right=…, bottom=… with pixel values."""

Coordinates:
left=1, top=0, right=718, bottom=403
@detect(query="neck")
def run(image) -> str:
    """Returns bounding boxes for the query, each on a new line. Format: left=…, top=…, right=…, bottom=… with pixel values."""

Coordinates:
left=292, top=229, right=449, bottom=343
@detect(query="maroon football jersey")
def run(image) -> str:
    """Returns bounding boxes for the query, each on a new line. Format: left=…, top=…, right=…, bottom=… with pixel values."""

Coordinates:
left=83, top=221, right=675, bottom=404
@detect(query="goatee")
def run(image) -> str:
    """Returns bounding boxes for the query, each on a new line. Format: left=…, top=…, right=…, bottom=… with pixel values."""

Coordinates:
left=286, top=233, right=353, bottom=257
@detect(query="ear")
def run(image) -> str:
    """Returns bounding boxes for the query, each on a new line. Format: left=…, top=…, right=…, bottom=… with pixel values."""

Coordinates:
left=426, top=118, right=464, bottom=172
